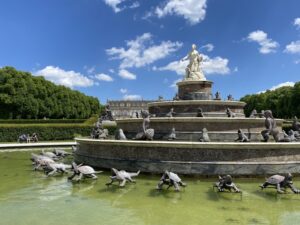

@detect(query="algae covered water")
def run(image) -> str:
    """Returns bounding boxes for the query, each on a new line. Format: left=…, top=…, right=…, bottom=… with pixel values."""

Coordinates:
left=1, top=151, right=300, bottom=225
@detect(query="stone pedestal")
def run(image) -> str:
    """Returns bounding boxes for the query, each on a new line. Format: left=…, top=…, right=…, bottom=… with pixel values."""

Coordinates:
left=177, top=80, right=213, bottom=100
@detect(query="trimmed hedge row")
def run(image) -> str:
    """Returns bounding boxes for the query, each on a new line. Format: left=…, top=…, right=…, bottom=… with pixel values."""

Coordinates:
left=0, top=125, right=92, bottom=142
left=0, top=120, right=117, bottom=142
left=0, top=119, right=87, bottom=124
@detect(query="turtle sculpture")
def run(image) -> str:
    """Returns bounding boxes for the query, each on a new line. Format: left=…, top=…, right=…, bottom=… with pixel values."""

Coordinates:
left=53, top=148, right=71, bottom=157
left=235, top=129, right=250, bottom=142
left=260, top=173, right=300, bottom=194
left=41, top=149, right=59, bottom=160
left=68, top=162, right=102, bottom=181
left=30, top=153, right=55, bottom=170
left=43, top=162, right=72, bottom=176
left=156, top=171, right=186, bottom=191
left=213, top=175, right=241, bottom=193
left=106, top=168, right=140, bottom=187
left=199, top=128, right=210, bottom=142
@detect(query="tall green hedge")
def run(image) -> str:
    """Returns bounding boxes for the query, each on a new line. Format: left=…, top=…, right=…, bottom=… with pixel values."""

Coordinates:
left=0, top=124, right=92, bottom=142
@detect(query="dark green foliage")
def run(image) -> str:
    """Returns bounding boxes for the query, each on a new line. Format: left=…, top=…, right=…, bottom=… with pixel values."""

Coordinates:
left=0, top=119, right=86, bottom=124
left=0, top=66, right=101, bottom=119
left=0, top=124, right=92, bottom=142
left=240, top=82, right=300, bottom=119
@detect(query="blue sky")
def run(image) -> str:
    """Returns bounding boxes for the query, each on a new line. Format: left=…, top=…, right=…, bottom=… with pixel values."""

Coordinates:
left=0, top=0, right=300, bottom=103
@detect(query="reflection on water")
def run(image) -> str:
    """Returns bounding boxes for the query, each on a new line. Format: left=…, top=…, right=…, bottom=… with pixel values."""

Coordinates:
left=1, top=151, right=300, bottom=225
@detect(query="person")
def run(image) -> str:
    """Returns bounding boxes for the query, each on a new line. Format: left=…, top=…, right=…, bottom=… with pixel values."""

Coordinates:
left=181, top=44, right=206, bottom=80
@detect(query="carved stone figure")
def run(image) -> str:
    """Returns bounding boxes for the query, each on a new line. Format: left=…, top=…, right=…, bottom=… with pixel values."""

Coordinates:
left=227, top=94, right=234, bottom=101
left=249, top=109, right=257, bottom=118
left=100, top=105, right=114, bottom=121
left=215, top=91, right=221, bottom=100
left=134, top=110, right=155, bottom=140
left=106, top=168, right=140, bottom=187
left=68, top=162, right=102, bottom=181
left=173, top=93, right=180, bottom=101
left=53, top=148, right=71, bottom=158
left=30, top=153, right=55, bottom=170
left=18, top=134, right=29, bottom=143
left=30, top=133, right=38, bottom=142
left=213, top=175, right=241, bottom=193
left=196, top=107, right=204, bottom=117
left=156, top=171, right=186, bottom=191
left=41, top=149, right=59, bottom=160
left=182, top=44, right=206, bottom=81
left=235, top=129, right=250, bottom=142
left=281, top=130, right=297, bottom=142
left=292, top=116, right=300, bottom=131
left=71, top=145, right=77, bottom=153
left=167, top=127, right=176, bottom=141
left=261, top=110, right=281, bottom=142
left=226, top=108, right=236, bottom=118
left=166, top=108, right=175, bottom=118
left=260, top=173, right=300, bottom=194
left=199, top=128, right=210, bottom=142
left=135, top=111, right=139, bottom=118
left=43, top=162, right=72, bottom=176
left=91, top=126, right=108, bottom=139
left=115, top=128, right=127, bottom=140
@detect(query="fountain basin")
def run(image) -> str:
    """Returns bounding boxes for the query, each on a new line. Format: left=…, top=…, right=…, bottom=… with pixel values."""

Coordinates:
left=148, top=100, right=246, bottom=117
left=116, top=117, right=284, bottom=141
left=75, top=138, right=300, bottom=175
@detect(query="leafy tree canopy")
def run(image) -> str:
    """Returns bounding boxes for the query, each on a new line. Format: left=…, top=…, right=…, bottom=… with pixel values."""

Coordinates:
left=240, top=82, right=300, bottom=119
left=0, top=66, right=101, bottom=119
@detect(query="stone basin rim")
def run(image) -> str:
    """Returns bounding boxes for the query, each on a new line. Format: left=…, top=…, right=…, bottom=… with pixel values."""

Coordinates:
left=75, top=138, right=300, bottom=149
left=116, top=117, right=284, bottom=123
left=148, top=100, right=246, bottom=107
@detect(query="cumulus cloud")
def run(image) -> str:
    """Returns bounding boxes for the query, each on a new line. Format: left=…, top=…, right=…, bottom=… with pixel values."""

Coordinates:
left=258, top=81, right=295, bottom=94
left=284, top=41, right=300, bottom=54
left=103, top=0, right=125, bottom=13
left=95, top=73, right=114, bottom=82
left=106, top=33, right=182, bottom=69
left=36, top=66, right=94, bottom=88
left=129, top=1, right=140, bottom=9
left=247, top=30, right=279, bottom=54
left=201, top=43, right=214, bottom=52
left=294, top=18, right=300, bottom=29
left=118, top=69, right=136, bottom=80
left=123, top=94, right=142, bottom=100
left=120, top=88, right=128, bottom=94
left=155, top=0, right=207, bottom=25
left=157, top=54, right=230, bottom=76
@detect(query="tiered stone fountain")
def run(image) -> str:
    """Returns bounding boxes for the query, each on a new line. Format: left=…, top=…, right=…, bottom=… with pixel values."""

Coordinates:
left=75, top=44, right=300, bottom=175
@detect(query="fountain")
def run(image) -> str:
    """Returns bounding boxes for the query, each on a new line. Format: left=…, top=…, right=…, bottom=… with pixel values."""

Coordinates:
left=75, top=44, right=300, bottom=175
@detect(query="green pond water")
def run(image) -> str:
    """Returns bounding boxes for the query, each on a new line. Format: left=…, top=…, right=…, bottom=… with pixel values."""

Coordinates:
left=1, top=151, right=300, bottom=225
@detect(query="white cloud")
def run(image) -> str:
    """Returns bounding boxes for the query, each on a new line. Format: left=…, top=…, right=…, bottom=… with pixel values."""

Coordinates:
left=129, top=1, right=140, bottom=9
left=247, top=30, right=279, bottom=54
left=201, top=43, right=214, bottom=52
left=157, top=54, right=230, bottom=76
left=294, top=18, right=300, bottom=29
left=109, top=68, right=115, bottom=73
left=95, top=73, right=114, bottom=82
left=106, top=33, right=182, bottom=69
left=258, top=81, right=295, bottom=93
left=155, top=0, right=207, bottom=25
left=295, top=59, right=300, bottom=64
left=284, top=41, right=300, bottom=54
left=123, top=94, right=142, bottom=100
left=104, top=0, right=125, bottom=13
left=120, top=88, right=128, bottom=94
left=36, top=66, right=94, bottom=88
left=118, top=69, right=136, bottom=80
left=84, top=66, right=95, bottom=74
